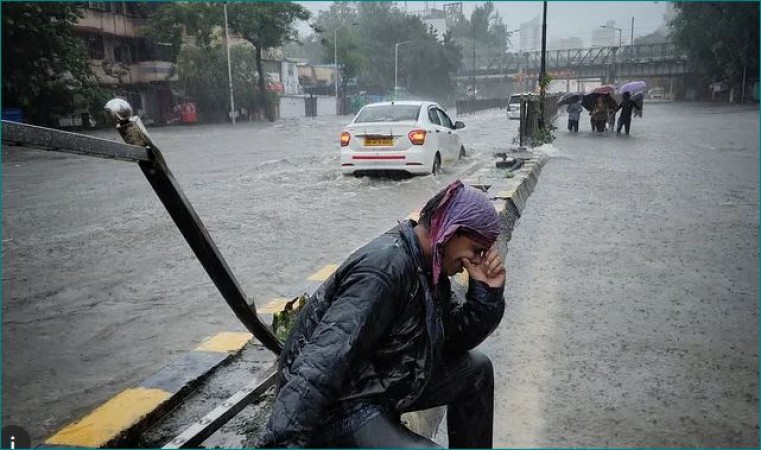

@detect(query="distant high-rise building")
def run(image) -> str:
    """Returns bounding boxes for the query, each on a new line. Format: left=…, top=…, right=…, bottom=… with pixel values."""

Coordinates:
left=519, top=15, right=542, bottom=51
left=592, top=20, right=616, bottom=46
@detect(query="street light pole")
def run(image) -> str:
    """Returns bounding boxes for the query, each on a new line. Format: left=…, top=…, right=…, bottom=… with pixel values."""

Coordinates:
left=224, top=3, right=235, bottom=124
left=334, top=28, right=338, bottom=113
left=394, top=41, right=411, bottom=100
left=472, top=20, right=476, bottom=98
left=601, top=25, right=622, bottom=82
left=539, top=1, right=547, bottom=128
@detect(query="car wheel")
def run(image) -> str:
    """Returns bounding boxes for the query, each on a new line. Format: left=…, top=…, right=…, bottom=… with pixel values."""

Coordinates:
left=458, top=145, right=466, bottom=159
left=431, top=153, right=442, bottom=175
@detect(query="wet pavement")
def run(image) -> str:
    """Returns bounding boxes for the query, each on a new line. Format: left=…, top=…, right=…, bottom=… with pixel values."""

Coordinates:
left=2, top=110, right=513, bottom=443
left=487, top=103, right=759, bottom=446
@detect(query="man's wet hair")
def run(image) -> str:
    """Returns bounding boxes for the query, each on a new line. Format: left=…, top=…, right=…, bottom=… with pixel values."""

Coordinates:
left=418, top=188, right=448, bottom=229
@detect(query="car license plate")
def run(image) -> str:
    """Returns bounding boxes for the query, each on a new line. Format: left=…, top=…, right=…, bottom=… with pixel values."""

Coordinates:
left=364, top=137, right=393, bottom=147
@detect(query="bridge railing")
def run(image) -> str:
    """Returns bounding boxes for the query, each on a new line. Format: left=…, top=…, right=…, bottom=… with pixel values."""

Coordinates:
left=460, top=42, right=686, bottom=76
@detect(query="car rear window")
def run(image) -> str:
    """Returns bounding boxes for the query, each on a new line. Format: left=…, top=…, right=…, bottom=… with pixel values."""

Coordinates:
left=509, top=96, right=522, bottom=104
left=355, top=105, right=421, bottom=123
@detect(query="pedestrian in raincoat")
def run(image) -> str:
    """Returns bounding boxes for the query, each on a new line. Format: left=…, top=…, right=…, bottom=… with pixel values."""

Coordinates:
left=259, top=180, right=506, bottom=448
left=566, top=100, right=583, bottom=133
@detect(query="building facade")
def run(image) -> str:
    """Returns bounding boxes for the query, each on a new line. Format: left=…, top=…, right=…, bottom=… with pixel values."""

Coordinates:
left=72, top=1, right=175, bottom=125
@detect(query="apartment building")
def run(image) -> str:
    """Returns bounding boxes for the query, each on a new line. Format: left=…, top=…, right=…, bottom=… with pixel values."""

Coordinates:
left=71, top=1, right=175, bottom=125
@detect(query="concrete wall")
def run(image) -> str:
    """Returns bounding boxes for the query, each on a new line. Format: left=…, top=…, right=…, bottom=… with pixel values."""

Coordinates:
left=279, top=95, right=337, bottom=118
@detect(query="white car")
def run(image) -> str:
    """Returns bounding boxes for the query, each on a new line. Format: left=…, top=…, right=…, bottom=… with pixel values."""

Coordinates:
left=340, top=101, right=466, bottom=176
left=506, top=94, right=522, bottom=120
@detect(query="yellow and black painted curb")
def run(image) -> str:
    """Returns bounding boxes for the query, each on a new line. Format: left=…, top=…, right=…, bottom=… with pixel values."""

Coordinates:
left=42, top=153, right=546, bottom=448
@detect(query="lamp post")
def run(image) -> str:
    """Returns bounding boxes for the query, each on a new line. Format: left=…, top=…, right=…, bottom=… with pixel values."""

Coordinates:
left=600, top=24, right=622, bottom=82
left=223, top=3, right=235, bottom=124
left=539, top=1, right=547, bottom=128
left=394, top=40, right=412, bottom=100
left=334, top=28, right=338, bottom=102
left=329, top=23, right=358, bottom=114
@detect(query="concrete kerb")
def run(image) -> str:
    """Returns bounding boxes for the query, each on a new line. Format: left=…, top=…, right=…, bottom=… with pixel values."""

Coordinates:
left=40, top=155, right=547, bottom=448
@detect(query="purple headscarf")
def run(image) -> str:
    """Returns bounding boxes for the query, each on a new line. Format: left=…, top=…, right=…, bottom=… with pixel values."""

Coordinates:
left=427, top=180, right=501, bottom=285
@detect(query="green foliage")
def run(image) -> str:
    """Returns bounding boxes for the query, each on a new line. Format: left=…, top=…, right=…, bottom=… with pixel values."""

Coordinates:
left=539, top=72, right=553, bottom=90
left=448, top=0, right=510, bottom=86
left=271, top=294, right=309, bottom=343
left=226, top=2, right=310, bottom=121
left=669, top=2, right=759, bottom=86
left=148, top=1, right=309, bottom=122
left=532, top=123, right=556, bottom=146
left=176, top=44, right=275, bottom=122
left=313, top=2, right=462, bottom=105
left=2, top=2, right=102, bottom=125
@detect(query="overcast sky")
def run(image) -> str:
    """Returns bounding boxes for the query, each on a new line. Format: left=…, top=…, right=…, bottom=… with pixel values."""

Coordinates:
left=296, top=1, right=670, bottom=46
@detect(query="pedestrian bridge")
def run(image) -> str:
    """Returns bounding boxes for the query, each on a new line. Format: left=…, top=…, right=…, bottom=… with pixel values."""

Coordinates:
left=457, top=42, right=690, bottom=84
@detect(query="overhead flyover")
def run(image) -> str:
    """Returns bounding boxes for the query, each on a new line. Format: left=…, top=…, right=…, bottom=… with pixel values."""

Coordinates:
left=456, top=42, right=690, bottom=84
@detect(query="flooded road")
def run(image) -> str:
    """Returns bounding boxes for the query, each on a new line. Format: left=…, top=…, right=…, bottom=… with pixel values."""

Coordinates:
left=2, top=110, right=515, bottom=442
left=488, top=103, right=759, bottom=447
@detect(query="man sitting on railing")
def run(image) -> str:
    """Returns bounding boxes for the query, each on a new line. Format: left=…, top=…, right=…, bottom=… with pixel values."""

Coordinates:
left=259, top=180, right=507, bottom=448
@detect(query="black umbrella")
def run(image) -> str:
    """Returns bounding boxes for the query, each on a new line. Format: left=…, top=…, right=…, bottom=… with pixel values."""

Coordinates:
left=582, top=92, right=618, bottom=112
left=558, top=92, right=582, bottom=106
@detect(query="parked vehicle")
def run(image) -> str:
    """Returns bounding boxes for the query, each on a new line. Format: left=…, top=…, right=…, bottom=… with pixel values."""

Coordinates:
left=506, top=94, right=522, bottom=120
left=339, top=101, right=465, bottom=176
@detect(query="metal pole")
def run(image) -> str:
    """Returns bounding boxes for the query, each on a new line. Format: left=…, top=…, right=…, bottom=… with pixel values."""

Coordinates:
left=539, top=1, right=547, bottom=128
left=224, top=3, right=235, bottom=124
left=631, top=17, right=634, bottom=46
left=334, top=28, right=339, bottom=114
left=618, top=28, right=622, bottom=81
left=741, top=65, right=747, bottom=103
left=472, top=20, right=476, bottom=98
left=394, top=42, right=399, bottom=100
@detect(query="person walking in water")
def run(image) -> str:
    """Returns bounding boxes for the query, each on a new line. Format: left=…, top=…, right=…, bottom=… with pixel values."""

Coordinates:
left=591, top=97, right=609, bottom=133
left=566, top=99, right=582, bottom=133
left=615, top=91, right=640, bottom=135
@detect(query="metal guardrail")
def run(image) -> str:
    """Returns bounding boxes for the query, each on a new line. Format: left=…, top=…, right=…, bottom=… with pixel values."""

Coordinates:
left=1, top=99, right=283, bottom=355
left=456, top=98, right=508, bottom=115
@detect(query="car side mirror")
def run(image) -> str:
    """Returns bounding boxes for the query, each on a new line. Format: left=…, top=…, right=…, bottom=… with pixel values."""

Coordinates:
left=454, top=121, right=465, bottom=129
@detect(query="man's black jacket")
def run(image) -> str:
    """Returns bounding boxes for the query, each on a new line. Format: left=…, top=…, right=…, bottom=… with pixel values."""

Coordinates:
left=259, top=221, right=505, bottom=447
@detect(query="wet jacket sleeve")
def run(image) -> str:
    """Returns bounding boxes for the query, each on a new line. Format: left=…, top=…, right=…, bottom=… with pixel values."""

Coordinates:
left=259, top=266, right=409, bottom=447
left=442, top=278, right=505, bottom=355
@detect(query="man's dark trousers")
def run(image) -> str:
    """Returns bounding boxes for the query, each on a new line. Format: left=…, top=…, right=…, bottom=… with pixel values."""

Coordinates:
left=330, top=350, right=495, bottom=448
left=617, top=116, right=631, bottom=134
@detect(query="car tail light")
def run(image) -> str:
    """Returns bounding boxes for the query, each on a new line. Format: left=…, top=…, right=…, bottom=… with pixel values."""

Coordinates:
left=408, top=129, right=426, bottom=145
left=340, top=132, right=351, bottom=147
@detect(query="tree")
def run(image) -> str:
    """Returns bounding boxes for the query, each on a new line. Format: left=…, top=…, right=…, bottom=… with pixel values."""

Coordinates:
left=2, top=2, right=105, bottom=126
left=226, top=2, right=310, bottom=121
left=175, top=44, right=272, bottom=122
left=313, top=2, right=365, bottom=107
left=147, top=2, right=309, bottom=122
left=669, top=2, right=759, bottom=99
left=448, top=0, right=509, bottom=85
left=310, top=2, right=462, bottom=105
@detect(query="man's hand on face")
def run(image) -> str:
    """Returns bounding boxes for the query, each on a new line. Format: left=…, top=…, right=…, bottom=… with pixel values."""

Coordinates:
left=461, top=247, right=506, bottom=289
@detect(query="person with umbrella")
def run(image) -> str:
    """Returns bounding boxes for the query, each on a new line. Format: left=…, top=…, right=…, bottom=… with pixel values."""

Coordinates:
left=566, top=98, right=583, bottom=133
left=591, top=96, right=609, bottom=133
left=614, top=91, right=640, bottom=135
